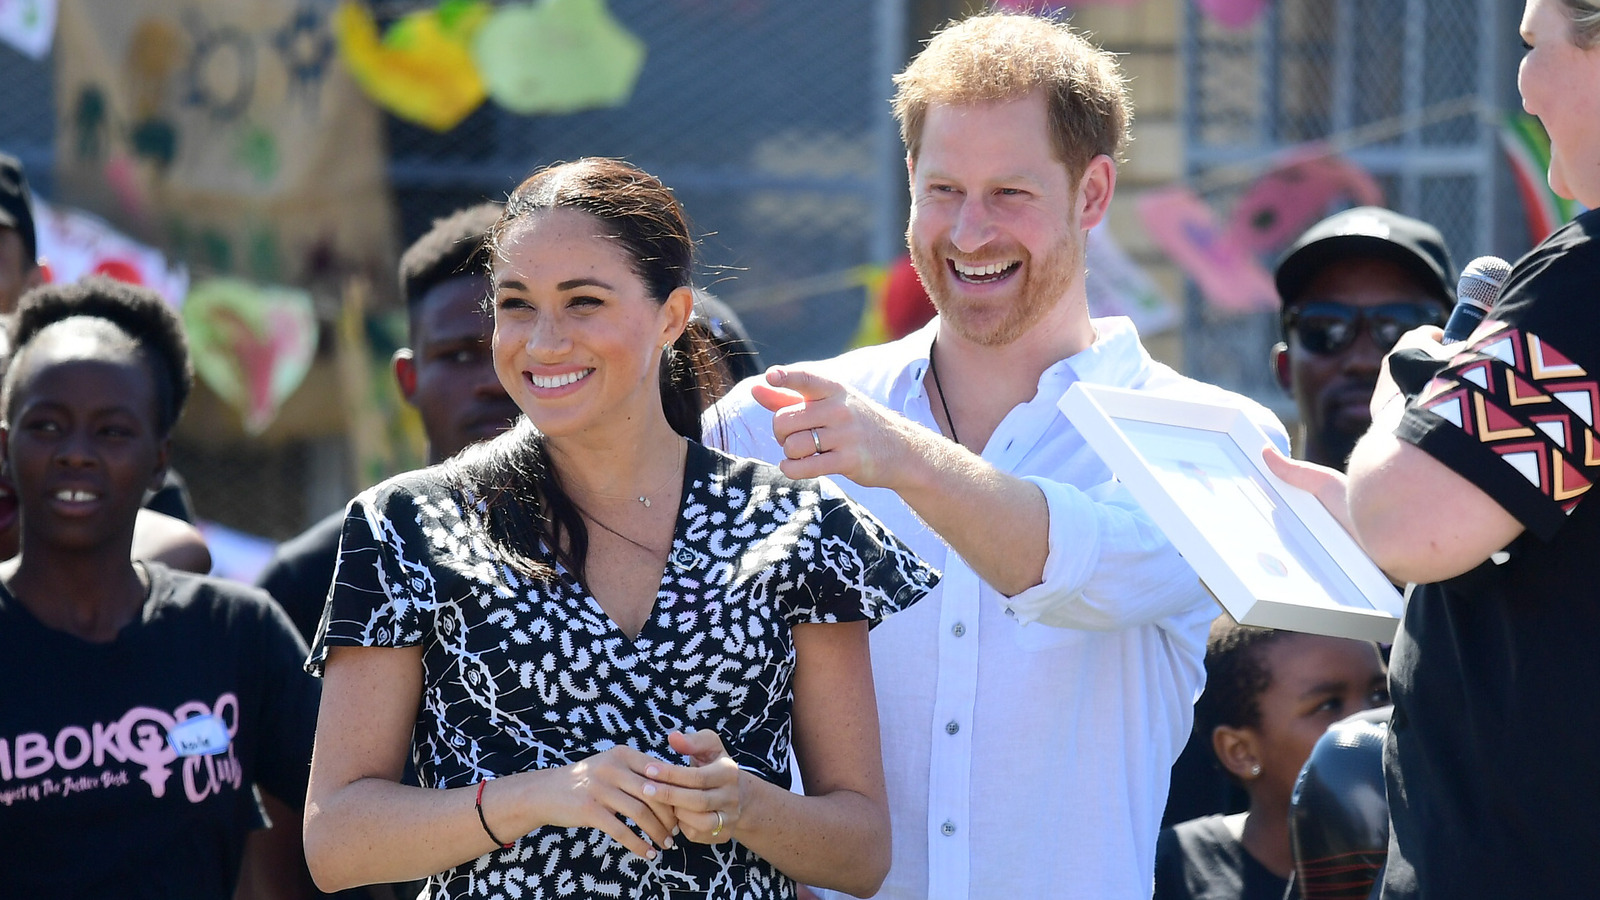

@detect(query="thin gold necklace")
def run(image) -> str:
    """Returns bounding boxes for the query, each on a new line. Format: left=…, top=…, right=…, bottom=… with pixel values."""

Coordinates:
left=568, top=441, right=685, bottom=508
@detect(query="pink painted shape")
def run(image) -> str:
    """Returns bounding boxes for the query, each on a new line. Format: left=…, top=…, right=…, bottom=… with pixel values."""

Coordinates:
left=1226, top=147, right=1387, bottom=255
left=91, top=258, right=146, bottom=285
left=1195, top=0, right=1271, bottom=30
left=102, top=153, right=150, bottom=225
left=208, top=306, right=312, bottom=432
left=1137, top=185, right=1280, bottom=313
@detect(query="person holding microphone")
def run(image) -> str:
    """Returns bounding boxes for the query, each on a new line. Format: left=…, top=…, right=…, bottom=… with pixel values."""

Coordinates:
left=1267, top=2, right=1600, bottom=896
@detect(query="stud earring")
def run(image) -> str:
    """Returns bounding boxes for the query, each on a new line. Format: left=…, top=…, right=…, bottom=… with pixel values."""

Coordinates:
left=1249, top=764, right=1262, bottom=778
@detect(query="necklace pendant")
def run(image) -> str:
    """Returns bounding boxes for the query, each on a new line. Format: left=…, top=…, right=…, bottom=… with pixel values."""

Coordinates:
left=639, top=496, right=651, bottom=507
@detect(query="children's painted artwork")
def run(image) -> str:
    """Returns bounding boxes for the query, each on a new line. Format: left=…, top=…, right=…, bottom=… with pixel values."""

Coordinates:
left=1195, top=0, right=1272, bottom=30
left=183, top=277, right=318, bottom=435
left=54, top=0, right=398, bottom=300
left=333, top=0, right=490, bottom=131
left=32, top=199, right=189, bottom=307
left=1138, top=185, right=1280, bottom=314
left=472, top=0, right=646, bottom=115
left=1225, top=149, right=1386, bottom=256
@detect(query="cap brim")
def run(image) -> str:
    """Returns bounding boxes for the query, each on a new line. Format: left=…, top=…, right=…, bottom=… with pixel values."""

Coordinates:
left=1276, top=235, right=1452, bottom=306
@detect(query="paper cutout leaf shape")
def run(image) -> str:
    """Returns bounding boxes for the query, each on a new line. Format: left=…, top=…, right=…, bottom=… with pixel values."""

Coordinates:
left=183, top=277, right=318, bottom=435
left=334, top=0, right=490, bottom=131
left=1138, top=186, right=1279, bottom=314
left=1225, top=148, right=1386, bottom=256
left=472, top=0, right=646, bottom=115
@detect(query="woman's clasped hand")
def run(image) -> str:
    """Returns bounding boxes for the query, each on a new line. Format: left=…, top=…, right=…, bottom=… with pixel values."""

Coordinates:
left=486, top=729, right=746, bottom=861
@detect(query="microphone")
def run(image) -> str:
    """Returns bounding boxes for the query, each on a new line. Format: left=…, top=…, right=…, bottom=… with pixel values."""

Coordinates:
left=1443, top=256, right=1511, bottom=343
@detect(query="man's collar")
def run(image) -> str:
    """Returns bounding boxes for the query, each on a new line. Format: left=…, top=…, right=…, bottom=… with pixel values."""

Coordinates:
left=1062, top=316, right=1151, bottom=386
left=879, top=315, right=1150, bottom=392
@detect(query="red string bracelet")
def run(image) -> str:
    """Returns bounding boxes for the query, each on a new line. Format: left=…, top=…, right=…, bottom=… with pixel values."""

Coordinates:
left=475, top=779, right=514, bottom=849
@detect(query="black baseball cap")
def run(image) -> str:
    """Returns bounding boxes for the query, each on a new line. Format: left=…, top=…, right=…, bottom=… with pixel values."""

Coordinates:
left=0, top=153, right=38, bottom=266
left=1275, top=207, right=1454, bottom=308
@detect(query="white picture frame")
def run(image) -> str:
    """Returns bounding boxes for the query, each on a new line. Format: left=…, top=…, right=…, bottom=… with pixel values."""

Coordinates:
left=1060, top=383, right=1403, bottom=642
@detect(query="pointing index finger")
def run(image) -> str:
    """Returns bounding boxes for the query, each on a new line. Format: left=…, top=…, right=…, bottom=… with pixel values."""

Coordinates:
left=766, top=366, right=841, bottom=402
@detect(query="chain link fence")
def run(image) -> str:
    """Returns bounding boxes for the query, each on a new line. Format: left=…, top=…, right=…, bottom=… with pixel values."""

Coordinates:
left=0, top=0, right=1545, bottom=540
left=1179, top=0, right=1530, bottom=410
left=0, top=1, right=906, bottom=543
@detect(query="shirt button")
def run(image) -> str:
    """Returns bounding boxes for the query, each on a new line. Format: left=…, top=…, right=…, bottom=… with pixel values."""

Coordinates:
left=945, top=720, right=960, bottom=735
left=941, top=820, right=957, bottom=836
left=951, top=622, right=966, bottom=637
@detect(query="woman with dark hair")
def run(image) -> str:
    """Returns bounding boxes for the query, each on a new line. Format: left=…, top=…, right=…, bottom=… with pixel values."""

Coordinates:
left=303, top=158, right=936, bottom=899
left=1153, top=618, right=1387, bottom=900
left=0, top=278, right=319, bottom=897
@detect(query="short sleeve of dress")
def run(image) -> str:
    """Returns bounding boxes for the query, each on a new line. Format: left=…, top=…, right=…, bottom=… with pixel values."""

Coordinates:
left=782, top=482, right=940, bottom=628
left=304, top=475, right=441, bottom=675
left=1395, top=210, right=1600, bottom=542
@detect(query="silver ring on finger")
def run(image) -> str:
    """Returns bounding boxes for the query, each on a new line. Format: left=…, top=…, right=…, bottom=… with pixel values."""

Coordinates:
left=711, top=809, right=725, bottom=837
left=811, top=427, right=823, bottom=456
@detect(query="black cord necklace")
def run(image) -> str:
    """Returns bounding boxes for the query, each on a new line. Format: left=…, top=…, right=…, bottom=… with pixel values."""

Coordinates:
left=927, top=338, right=962, bottom=447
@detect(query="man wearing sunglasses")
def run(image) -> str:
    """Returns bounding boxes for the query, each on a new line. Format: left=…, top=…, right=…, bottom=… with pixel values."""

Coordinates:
left=1270, top=207, right=1454, bottom=469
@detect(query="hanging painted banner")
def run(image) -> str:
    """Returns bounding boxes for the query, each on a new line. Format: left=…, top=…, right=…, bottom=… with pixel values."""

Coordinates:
left=52, top=0, right=398, bottom=301
left=1138, top=185, right=1279, bottom=314
left=1501, top=112, right=1587, bottom=244
left=33, top=198, right=189, bottom=307
left=183, top=277, right=318, bottom=435
left=333, top=0, right=490, bottom=132
left=473, top=0, right=646, bottom=115
left=0, top=0, right=56, bottom=59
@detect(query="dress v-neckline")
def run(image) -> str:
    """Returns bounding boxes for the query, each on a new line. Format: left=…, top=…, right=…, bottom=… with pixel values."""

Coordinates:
left=559, top=442, right=699, bottom=644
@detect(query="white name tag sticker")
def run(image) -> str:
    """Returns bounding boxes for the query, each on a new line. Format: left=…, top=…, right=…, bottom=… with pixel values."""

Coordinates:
left=168, top=714, right=230, bottom=757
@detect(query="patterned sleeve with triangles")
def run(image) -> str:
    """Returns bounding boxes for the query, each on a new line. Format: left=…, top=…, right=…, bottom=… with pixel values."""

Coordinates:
left=1395, top=210, right=1600, bottom=542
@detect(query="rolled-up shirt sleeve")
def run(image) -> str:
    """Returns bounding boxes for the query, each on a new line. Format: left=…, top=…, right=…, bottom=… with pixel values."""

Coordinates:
left=1003, top=475, right=1207, bottom=631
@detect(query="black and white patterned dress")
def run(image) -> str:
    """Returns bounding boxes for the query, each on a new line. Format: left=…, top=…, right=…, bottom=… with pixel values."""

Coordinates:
left=308, top=441, right=938, bottom=900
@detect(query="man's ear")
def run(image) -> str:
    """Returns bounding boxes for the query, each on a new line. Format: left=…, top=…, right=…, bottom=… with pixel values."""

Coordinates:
left=1212, top=725, right=1262, bottom=782
left=1074, top=154, right=1117, bottom=231
left=1271, top=342, right=1292, bottom=393
left=393, top=348, right=418, bottom=401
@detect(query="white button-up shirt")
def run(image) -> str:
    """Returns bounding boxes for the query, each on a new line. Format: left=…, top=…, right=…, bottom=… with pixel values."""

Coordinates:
left=709, top=317, right=1288, bottom=899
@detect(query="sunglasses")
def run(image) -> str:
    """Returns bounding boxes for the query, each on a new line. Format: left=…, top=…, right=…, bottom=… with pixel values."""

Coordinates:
left=1282, top=300, right=1446, bottom=355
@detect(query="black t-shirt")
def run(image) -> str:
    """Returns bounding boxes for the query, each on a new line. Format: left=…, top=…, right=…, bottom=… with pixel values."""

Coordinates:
left=1155, top=814, right=1295, bottom=900
left=1383, top=209, right=1600, bottom=899
left=145, top=469, right=198, bottom=523
left=256, top=509, right=345, bottom=646
left=0, top=563, right=320, bottom=899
